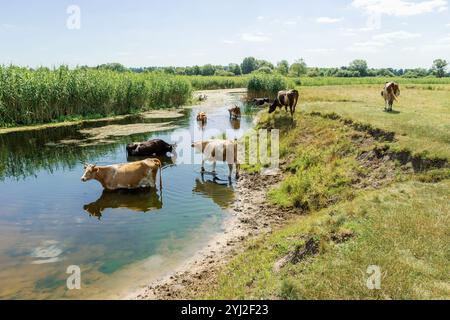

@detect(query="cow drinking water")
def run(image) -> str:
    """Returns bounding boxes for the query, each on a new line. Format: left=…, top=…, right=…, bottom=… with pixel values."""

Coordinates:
left=268, top=90, right=299, bottom=117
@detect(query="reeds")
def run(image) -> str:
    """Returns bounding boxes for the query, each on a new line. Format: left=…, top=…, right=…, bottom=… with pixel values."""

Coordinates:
left=0, top=66, right=192, bottom=126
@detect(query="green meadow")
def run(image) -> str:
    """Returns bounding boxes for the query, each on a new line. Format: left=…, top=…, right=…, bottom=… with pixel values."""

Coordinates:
left=196, top=82, right=450, bottom=300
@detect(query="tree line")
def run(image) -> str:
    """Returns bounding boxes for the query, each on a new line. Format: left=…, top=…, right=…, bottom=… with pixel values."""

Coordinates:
left=79, top=57, right=449, bottom=78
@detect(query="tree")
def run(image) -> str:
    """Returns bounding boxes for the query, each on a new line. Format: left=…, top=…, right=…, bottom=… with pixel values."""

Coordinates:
left=228, top=63, right=242, bottom=76
left=257, top=59, right=274, bottom=70
left=255, top=66, right=273, bottom=74
left=96, top=63, right=128, bottom=72
left=276, top=60, right=290, bottom=75
left=201, top=64, right=216, bottom=76
left=348, top=59, right=368, bottom=77
left=432, top=59, right=448, bottom=78
left=241, top=57, right=259, bottom=74
left=289, top=59, right=307, bottom=77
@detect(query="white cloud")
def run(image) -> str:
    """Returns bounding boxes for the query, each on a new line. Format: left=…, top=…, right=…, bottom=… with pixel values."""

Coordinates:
left=283, top=21, right=298, bottom=25
left=347, top=31, right=422, bottom=52
left=373, top=30, right=422, bottom=43
left=352, top=0, right=448, bottom=17
left=316, top=17, right=343, bottom=24
left=257, top=16, right=265, bottom=20
left=222, top=40, right=236, bottom=44
left=240, top=32, right=271, bottom=42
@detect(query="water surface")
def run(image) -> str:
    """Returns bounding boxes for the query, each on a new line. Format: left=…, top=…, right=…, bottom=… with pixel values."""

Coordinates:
left=0, top=90, right=254, bottom=299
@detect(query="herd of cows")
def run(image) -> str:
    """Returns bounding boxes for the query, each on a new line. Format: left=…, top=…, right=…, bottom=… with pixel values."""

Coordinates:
left=80, top=82, right=400, bottom=192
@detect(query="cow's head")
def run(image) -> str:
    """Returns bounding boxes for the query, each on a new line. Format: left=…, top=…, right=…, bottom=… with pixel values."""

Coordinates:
left=268, top=101, right=278, bottom=114
left=393, top=83, right=400, bottom=97
left=81, top=164, right=99, bottom=182
left=126, top=143, right=139, bottom=153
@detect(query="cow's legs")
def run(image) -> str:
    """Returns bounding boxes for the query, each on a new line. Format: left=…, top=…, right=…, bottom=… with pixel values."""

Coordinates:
left=228, top=164, right=233, bottom=178
left=235, top=163, right=240, bottom=179
left=201, top=159, right=205, bottom=172
left=212, top=161, right=217, bottom=173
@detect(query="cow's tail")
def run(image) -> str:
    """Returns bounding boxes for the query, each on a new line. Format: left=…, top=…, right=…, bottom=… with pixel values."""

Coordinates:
left=153, top=158, right=162, bottom=190
left=158, top=159, right=163, bottom=190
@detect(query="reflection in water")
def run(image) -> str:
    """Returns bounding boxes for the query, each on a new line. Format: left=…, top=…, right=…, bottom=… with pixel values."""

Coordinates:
left=193, top=173, right=235, bottom=209
left=0, top=114, right=189, bottom=181
left=83, top=188, right=163, bottom=219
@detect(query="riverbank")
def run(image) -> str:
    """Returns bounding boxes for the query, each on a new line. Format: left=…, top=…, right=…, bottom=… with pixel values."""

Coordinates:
left=134, top=84, right=449, bottom=300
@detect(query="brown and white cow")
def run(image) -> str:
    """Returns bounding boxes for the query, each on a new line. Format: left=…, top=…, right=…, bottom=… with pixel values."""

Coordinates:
left=196, top=112, right=208, bottom=128
left=81, top=159, right=162, bottom=191
left=381, top=82, right=400, bottom=112
left=268, top=90, right=299, bottom=117
left=228, top=105, right=241, bottom=120
left=191, top=139, right=240, bottom=178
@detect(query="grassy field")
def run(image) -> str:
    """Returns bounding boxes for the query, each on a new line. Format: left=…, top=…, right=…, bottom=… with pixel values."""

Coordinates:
left=196, top=84, right=450, bottom=300
left=299, top=85, right=450, bottom=160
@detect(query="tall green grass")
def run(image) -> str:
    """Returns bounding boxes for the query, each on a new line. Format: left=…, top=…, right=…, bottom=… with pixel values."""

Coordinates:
left=247, top=74, right=290, bottom=100
left=0, top=66, right=192, bottom=126
left=185, top=76, right=249, bottom=90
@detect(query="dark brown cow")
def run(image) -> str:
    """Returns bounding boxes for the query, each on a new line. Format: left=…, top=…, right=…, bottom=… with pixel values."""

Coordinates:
left=126, top=139, right=174, bottom=157
left=253, top=98, right=270, bottom=106
left=268, top=90, right=299, bottom=117
left=381, top=82, right=400, bottom=112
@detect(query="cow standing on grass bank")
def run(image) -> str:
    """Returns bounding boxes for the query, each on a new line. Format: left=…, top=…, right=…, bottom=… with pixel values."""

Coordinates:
left=269, top=90, right=299, bottom=117
left=81, top=159, right=162, bottom=191
left=381, top=82, right=400, bottom=112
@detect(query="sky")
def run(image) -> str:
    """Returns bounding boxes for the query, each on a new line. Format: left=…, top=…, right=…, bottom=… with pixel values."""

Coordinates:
left=0, top=0, right=449, bottom=69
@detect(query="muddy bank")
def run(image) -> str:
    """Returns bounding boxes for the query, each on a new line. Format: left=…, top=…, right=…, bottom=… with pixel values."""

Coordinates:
left=133, top=172, right=296, bottom=300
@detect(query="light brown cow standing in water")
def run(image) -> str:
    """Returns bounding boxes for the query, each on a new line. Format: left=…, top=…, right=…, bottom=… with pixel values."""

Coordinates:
left=81, top=159, right=162, bottom=190
left=381, top=82, right=401, bottom=112
left=191, top=139, right=240, bottom=179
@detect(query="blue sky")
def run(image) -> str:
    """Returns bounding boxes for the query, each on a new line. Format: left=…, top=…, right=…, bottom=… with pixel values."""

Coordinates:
left=0, top=0, right=449, bottom=68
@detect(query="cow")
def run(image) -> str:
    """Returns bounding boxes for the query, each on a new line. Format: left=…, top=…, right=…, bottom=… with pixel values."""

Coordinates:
left=253, top=98, right=270, bottom=107
left=268, top=90, right=300, bottom=117
left=126, top=139, right=175, bottom=157
left=228, top=105, right=241, bottom=120
left=381, top=82, right=400, bottom=112
left=83, top=188, right=163, bottom=219
left=81, top=159, right=162, bottom=191
left=191, top=139, right=240, bottom=179
left=196, top=112, right=208, bottom=127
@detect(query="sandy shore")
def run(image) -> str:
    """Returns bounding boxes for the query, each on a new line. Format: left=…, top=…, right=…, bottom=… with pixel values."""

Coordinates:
left=132, top=169, right=299, bottom=300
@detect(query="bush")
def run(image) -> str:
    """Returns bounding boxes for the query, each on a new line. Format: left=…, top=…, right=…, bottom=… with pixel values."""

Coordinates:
left=247, top=74, right=288, bottom=100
